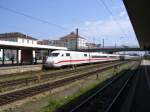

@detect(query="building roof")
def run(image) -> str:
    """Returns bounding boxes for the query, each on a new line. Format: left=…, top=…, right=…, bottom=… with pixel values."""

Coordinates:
left=0, top=32, right=38, bottom=40
left=123, top=0, right=150, bottom=49
left=0, top=40, right=67, bottom=50
left=60, top=32, right=86, bottom=40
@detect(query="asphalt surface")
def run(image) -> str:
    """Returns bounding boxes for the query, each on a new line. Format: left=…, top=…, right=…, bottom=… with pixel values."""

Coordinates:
left=130, top=60, right=150, bottom=112
left=119, top=60, right=150, bottom=112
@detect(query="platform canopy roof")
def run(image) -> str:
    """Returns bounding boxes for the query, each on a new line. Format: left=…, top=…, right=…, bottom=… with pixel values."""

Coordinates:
left=123, top=0, right=150, bottom=50
left=0, top=40, right=67, bottom=50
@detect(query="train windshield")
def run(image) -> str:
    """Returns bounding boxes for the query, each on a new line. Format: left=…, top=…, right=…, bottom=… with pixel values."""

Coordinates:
left=50, top=53, right=59, bottom=57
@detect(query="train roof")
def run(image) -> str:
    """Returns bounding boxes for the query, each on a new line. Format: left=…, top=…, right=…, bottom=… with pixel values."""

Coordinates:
left=52, top=50, right=120, bottom=56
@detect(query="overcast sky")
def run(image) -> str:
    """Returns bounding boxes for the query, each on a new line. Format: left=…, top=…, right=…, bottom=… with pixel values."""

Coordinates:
left=0, top=0, right=139, bottom=47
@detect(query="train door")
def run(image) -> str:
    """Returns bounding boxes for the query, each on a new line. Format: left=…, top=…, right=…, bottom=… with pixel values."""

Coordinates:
left=66, top=53, right=71, bottom=66
left=88, top=52, right=91, bottom=63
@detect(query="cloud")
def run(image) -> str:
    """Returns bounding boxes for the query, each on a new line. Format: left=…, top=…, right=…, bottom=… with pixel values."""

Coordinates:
left=119, top=11, right=126, bottom=17
left=84, top=21, right=90, bottom=26
left=64, top=7, right=138, bottom=46
left=77, top=19, right=130, bottom=38
left=73, top=15, right=138, bottom=46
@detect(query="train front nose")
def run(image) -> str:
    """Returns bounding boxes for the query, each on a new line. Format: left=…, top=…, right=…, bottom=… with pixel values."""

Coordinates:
left=43, top=58, right=55, bottom=68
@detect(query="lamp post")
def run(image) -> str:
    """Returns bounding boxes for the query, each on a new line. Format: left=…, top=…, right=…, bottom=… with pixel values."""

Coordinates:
left=76, top=28, right=78, bottom=51
left=102, top=38, right=104, bottom=48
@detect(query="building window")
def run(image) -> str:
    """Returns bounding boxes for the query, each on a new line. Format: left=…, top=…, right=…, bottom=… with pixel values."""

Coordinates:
left=84, top=54, right=87, bottom=57
left=22, top=39, right=24, bottom=43
left=27, top=39, right=29, bottom=43
left=66, top=53, right=70, bottom=56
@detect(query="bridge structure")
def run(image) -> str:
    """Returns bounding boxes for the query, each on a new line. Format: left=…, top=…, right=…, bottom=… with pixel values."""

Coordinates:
left=78, top=47, right=143, bottom=53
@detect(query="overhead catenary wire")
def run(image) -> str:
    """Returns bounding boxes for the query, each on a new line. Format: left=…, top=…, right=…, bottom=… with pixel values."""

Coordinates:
left=0, top=4, right=105, bottom=44
left=0, top=5, right=92, bottom=42
left=0, top=23, right=57, bottom=38
left=0, top=5, right=67, bottom=31
left=0, top=4, right=106, bottom=42
left=97, top=0, right=127, bottom=38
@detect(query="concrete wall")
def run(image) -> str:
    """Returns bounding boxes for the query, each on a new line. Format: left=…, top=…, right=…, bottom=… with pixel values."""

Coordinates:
left=0, top=49, right=2, bottom=58
left=21, top=49, right=33, bottom=64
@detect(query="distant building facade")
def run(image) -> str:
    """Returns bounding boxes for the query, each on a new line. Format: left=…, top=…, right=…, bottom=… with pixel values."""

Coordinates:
left=86, top=43, right=101, bottom=49
left=37, top=39, right=64, bottom=47
left=86, top=43, right=97, bottom=48
left=37, top=40, right=50, bottom=45
left=60, top=32, right=87, bottom=50
left=0, top=32, right=38, bottom=45
left=49, top=40, right=64, bottom=47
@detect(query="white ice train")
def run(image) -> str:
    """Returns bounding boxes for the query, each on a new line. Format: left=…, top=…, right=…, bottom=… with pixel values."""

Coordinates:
left=43, top=50, right=121, bottom=68
left=123, top=54, right=141, bottom=60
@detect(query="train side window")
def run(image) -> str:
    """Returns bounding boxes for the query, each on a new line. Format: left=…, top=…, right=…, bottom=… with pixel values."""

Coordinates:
left=84, top=54, right=87, bottom=57
left=66, top=53, right=70, bottom=56
left=51, top=53, right=59, bottom=57
left=92, top=56, right=107, bottom=58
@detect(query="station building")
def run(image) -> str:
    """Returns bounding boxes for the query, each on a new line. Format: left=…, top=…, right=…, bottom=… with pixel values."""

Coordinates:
left=60, top=32, right=87, bottom=50
left=0, top=32, right=67, bottom=65
left=0, top=32, right=38, bottom=45
left=37, top=32, right=100, bottom=50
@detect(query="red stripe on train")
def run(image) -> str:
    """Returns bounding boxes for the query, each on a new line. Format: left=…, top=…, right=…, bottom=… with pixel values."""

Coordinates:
left=54, top=58, right=116, bottom=64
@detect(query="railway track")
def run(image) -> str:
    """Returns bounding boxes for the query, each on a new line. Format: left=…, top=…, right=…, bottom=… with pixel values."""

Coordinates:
left=0, top=61, right=124, bottom=90
left=0, top=61, right=117, bottom=79
left=105, top=60, right=150, bottom=112
left=104, top=65, right=141, bottom=112
left=0, top=61, right=128, bottom=106
left=63, top=61, right=140, bottom=112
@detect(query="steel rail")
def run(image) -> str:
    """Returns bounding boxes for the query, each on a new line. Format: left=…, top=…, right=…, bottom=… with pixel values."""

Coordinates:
left=0, top=61, right=117, bottom=78
left=69, top=61, right=140, bottom=112
left=104, top=62, right=141, bottom=112
left=0, top=61, right=127, bottom=106
left=0, top=61, right=122, bottom=88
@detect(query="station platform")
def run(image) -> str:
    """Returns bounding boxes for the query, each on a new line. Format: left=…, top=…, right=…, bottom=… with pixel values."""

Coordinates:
left=0, top=64, right=42, bottom=76
left=0, top=60, right=43, bottom=66
left=120, top=60, right=150, bottom=112
left=132, top=60, right=150, bottom=112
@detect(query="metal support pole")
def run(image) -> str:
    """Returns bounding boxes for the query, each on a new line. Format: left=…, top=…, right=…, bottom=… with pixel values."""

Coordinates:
left=2, top=49, right=4, bottom=65
left=113, top=65, right=118, bottom=75
left=96, top=74, right=99, bottom=79
left=34, top=50, right=37, bottom=64
left=32, top=50, right=36, bottom=64
left=103, top=38, right=104, bottom=48
left=48, top=50, right=50, bottom=56
left=42, top=56, right=45, bottom=64
left=76, top=28, right=78, bottom=51
left=16, top=49, right=19, bottom=65
left=25, top=79, right=28, bottom=86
